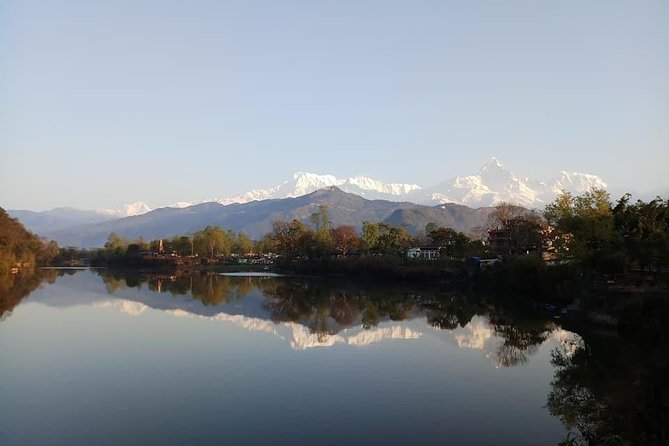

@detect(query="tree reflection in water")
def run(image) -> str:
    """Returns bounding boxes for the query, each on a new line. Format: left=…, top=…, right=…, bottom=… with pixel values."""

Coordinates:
left=95, top=270, right=560, bottom=370
left=259, top=280, right=423, bottom=341
left=547, top=331, right=668, bottom=446
left=5, top=269, right=665, bottom=444
left=490, top=315, right=553, bottom=367
left=0, top=268, right=64, bottom=321
left=97, top=270, right=255, bottom=307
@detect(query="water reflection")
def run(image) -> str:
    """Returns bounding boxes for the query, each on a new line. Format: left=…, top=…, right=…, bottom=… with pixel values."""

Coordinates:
left=0, top=268, right=72, bottom=320
left=89, top=269, right=567, bottom=367
left=547, top=331, right=669, bottom=445
left=92, top=271, right=669, bottom=444
left=4, top=269, right=663, bottom=445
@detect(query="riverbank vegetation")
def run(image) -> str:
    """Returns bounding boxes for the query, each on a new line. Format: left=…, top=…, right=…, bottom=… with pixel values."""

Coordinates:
left=44, top=191, right=669, bottom=291
left=0, top=208, right=59, bottom=274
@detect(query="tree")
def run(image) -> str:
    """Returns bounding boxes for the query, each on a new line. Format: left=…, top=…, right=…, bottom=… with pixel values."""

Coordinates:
left=426, top=226, right=472, bottom=258
left=309, top=205, right=331, bottom=233
left=170, top=235, right=193, bottom=257
left=544, top=191, right=574, bottom=227
left=360, top=221, right=411, bottom=256
left=489, top=202, right=528, bottom=229
left=488, top=204, right=545, bottom=258
left=331, top=225, right=360, bottom=256
left=361, top=221, right=380, bottom=254
left=310, top=205, right=332, bottom=257
left=101, top=233, right=132, bottom=263
left=232, top=232, right=254, bottom=255
left=376, top=224, right=412, bottom=256
left=613, top=194, right=669, bottom=271
left=543, top=189, right=615, bottom=263
left=425, top=222, right=439, bottom=237
left=104, top=232, right=129, bottom=253
left=37, top=240, right=60, bottom=265
left=0, top=208, right=60, bottom=272
left=255, top=234, right=277, bottom=254
left=269, top=219, right=313, bottom=258
left=193, top=226, right=231, bottom=258
left=126, top=243, right=142, bottom=257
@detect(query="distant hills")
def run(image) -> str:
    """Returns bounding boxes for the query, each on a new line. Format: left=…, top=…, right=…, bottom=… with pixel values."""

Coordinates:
left=8, top=208, right=116, bottom=235
left=9, top=159, right=645, bottom=247
left=30, top=188, right=495, bottom=248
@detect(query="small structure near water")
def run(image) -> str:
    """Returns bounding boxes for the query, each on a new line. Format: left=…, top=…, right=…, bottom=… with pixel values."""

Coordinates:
left=407, top=246, right=440, bottom=261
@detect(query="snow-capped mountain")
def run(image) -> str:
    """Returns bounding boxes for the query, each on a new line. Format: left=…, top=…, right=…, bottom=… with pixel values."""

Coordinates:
left=194, top=158, right=607, bottom=209
left=211, top=171, right=422, bottom=205
left=11, top=160, right=608, bottom=233
left=420, top=158, right=607, bottom=208
left=96, top=201, right=152, bottom=217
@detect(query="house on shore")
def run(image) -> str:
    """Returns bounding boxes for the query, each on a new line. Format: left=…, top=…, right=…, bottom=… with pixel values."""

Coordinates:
left=407, top=246, right=440, bottom=261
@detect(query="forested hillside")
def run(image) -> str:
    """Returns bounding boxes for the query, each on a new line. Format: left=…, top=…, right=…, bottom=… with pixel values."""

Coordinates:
left=0, top=207, right=58, bottom=274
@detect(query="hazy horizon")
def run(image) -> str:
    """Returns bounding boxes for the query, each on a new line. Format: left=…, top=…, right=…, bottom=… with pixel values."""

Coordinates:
left=2, top=0, right=667, bottom=211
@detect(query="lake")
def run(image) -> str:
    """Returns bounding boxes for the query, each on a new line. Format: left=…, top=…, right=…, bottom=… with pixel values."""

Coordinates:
left=1, top=268, right=584, bottom=445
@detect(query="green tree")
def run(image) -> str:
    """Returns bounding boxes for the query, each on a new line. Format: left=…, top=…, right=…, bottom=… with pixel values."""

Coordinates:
left=310, top=205, right=332, bottom=257
left=426, top=226, right=473, bottom=258
left=361, top=221, right=380, bottom=254
left=170, top=235, right=193, bottom=256
left=232, top=232, right=254, bottom=255
left=376, top=224, right=412, bottom=256
left=613, top=195, right=669, bottom=271
left=544, top=189, right=615, bottom=265
left=360, top=221, right=411, bottom=256
left=193, top=226, right=231, bottom=258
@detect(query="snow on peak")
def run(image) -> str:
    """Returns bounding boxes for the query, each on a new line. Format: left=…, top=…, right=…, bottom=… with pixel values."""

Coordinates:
left=482, top=156, right=504, bottom=170
left=347, top=176, right=421, bottom=195
left=425, top=160, right=605, bottom=208
left=122, top=201, right=152, bottom=216
left=551, top=171, right=608, bottom=194
left=291, top=172, right=340, bottom=195
left=118, top=161, right=608, bottom=214
left=207, top=171, right=422, bottom=205
left=97, top=201, right=152, bottom=217
left=168, top=201, right=199, bottom=209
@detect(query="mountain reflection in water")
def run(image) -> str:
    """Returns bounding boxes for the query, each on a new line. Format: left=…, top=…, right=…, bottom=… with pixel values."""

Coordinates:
left=2, top=269, right=665, bottom=445
left=88, top=269, right=574, bottom=365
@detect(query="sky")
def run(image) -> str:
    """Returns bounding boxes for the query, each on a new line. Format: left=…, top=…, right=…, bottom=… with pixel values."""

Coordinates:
left=1, top=0, right=667, bottom=211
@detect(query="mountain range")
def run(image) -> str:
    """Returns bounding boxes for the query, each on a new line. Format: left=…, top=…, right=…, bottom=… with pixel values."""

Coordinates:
left=7, top=159, right=618, bottom=247
left=42, top=187, right=496, bottom=247
left=174, top=158, right=608, bottom=209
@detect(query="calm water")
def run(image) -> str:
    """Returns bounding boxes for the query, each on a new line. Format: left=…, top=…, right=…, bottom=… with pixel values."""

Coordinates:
left=1, top=269, right=582, bottom=445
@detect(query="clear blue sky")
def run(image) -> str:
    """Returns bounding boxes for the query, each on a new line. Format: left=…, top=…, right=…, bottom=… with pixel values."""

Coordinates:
left=2, top=0, right=667, bottom=211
